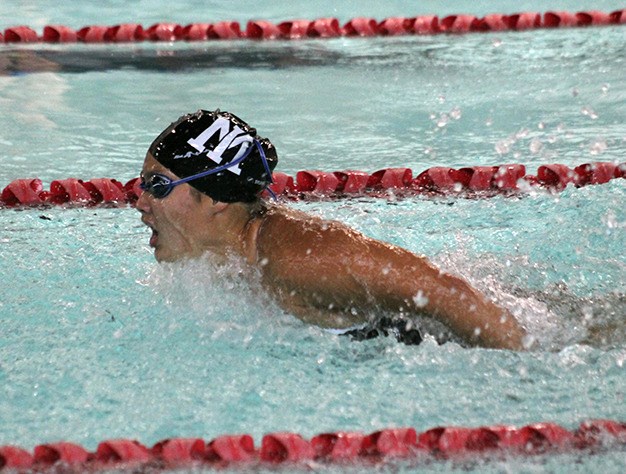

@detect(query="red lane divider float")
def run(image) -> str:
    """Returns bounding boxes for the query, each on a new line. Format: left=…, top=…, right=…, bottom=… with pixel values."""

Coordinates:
left=1, top=161, right=624, bottom=208
left=0, top=420, right=625, bottom=471
left=2, top=9, right=625, bottom=44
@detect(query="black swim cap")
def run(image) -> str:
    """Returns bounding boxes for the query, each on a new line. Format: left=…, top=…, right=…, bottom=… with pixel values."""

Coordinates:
left=148, top=109, right=278, bottom=203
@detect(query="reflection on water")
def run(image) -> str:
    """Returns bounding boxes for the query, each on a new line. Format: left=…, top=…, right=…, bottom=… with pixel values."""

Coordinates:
left=0, top=71, right=69, bottom=128
left=0, top=44, right=345, bottom=75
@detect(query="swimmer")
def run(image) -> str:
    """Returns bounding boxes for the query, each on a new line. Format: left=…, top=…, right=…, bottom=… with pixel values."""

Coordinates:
left=136, top=109, right=528, bottom=350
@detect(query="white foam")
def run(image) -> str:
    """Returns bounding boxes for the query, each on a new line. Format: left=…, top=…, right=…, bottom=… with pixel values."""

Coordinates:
left=141, top=253, right=296, bottom=343
left=433, top=250, right=584, bottom=351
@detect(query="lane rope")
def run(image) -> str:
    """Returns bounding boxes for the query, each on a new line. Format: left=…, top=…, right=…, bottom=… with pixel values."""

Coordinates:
left=1, top=9, right=625, bottom=44
left=1, top=161, right=623, bottom=208
left=1, top=419, right=625, bottom=470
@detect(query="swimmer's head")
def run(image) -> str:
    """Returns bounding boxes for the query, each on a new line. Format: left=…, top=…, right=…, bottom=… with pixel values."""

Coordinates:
left=148, top=109, right=278, bottom=203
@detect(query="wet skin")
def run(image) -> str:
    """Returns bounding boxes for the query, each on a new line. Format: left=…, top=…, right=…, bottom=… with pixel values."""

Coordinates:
left=137, top=153, right=528, bottom=350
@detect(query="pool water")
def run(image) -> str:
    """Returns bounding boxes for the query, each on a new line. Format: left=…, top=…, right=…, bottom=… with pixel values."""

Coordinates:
left=0, top=0, right=625, bottom=472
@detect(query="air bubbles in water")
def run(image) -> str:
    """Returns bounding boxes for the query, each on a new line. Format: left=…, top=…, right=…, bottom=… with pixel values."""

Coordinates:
left=412, top=290, right=428, bottom=308
left=581, top=107, right=598, bottom=120
left=529, top=138, right=543, bottom=154
left=588, top=139, right=607, bottom=155
left=522, top=334, right=537, bottom=350
left=436, top=113, right=449, bottom=128
left=603, top=210, right=622, bottom=230
left=495, top=128, right=534, bottom=156
left=516, top=178, right=535, bottom=193
left=517, top=365, right=528, bottom=378
left=601, top=83, right=610, bottom=94
left=449, top=106, right=462, bottom=120
left=432, top=107, right=461, bottom=129
left=515, top=128, right=530, bottom=139
left=495, top=136, right=514, bottom=155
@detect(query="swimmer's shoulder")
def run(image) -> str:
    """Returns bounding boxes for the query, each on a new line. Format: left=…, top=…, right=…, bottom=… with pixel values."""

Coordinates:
left=259, top=205, right=365, bottom=250
left=255, top=205, right=367, bottom=277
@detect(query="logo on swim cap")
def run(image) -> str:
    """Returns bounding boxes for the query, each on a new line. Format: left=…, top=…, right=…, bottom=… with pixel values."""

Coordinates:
left=148, top=109, right=278, bottom=203
left=175, top=116, right=254, bottom=177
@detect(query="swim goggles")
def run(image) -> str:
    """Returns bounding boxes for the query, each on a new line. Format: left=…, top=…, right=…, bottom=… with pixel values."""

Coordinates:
left=140, top=139, right=274, bottom=199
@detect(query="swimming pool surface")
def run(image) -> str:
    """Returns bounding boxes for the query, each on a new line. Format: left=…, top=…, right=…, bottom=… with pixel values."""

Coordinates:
left=0, top=0, right=625, bottom=471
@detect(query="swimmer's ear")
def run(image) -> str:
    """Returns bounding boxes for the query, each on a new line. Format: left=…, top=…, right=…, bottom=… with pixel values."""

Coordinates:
left=206, top=198, right=229, bottom=215
left=190, top=187, right=228, bottom=215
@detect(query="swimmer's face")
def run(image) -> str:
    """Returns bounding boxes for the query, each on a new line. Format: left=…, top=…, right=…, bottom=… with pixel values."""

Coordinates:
left=136, top=153, right=213, bottom=262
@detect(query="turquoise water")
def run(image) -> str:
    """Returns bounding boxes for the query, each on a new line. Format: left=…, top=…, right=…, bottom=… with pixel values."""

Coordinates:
left=1, top=1, right=625, bottom=472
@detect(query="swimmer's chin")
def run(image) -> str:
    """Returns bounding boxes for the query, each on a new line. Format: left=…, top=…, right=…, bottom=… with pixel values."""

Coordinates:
left=153, top=249, right=169, bottom=263
left=154, top=249, right=185, bottom=263
left=153, top=246, right=182, bottom=263
left=150, top=237, right=193, bottom=263
left=153, top=246, right=210, bottom=264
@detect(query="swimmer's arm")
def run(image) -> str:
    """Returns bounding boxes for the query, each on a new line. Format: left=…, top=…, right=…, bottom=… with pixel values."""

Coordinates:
left=257, top=211, right=526, bottom=349
left=351, top=242, right=528, bottom=350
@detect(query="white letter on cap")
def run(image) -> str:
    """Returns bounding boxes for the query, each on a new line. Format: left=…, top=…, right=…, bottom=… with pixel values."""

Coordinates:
left=186, top=117, right=252, bottom=176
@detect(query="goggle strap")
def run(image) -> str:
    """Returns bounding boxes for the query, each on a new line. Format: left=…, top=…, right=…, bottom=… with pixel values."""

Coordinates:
left=167, top=140, right=257, bottom=188
left=264, top=185, right=278, bottom=201
left=143, top=138, right=275, bottom=200
left=255, top=140, right=274, bottom=184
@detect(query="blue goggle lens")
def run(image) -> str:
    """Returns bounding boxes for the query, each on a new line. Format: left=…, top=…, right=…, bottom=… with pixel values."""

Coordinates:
left=139, top=174, right=174, bottom=199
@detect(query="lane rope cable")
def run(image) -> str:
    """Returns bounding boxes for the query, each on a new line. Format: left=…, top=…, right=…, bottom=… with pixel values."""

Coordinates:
left=0, top=9, right=625, bottom=44
left=1, top=419, right=625, bottom=470
left=1, top=161, right=624, bottom=208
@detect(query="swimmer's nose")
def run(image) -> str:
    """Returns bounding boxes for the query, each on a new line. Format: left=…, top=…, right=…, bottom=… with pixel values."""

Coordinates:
left=135, top=189, right=151, bottom=214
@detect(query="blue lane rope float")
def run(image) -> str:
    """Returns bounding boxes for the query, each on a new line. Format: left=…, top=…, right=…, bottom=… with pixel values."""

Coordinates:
left=1, top=161, right=624, bottom=208
left=1, top=9, right=625, bottom=44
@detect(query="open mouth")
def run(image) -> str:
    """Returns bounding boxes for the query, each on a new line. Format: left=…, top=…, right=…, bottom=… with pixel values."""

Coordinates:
left=142, top=219, right=159, bottom=248
left=149, top=228, right=159, bottom=248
